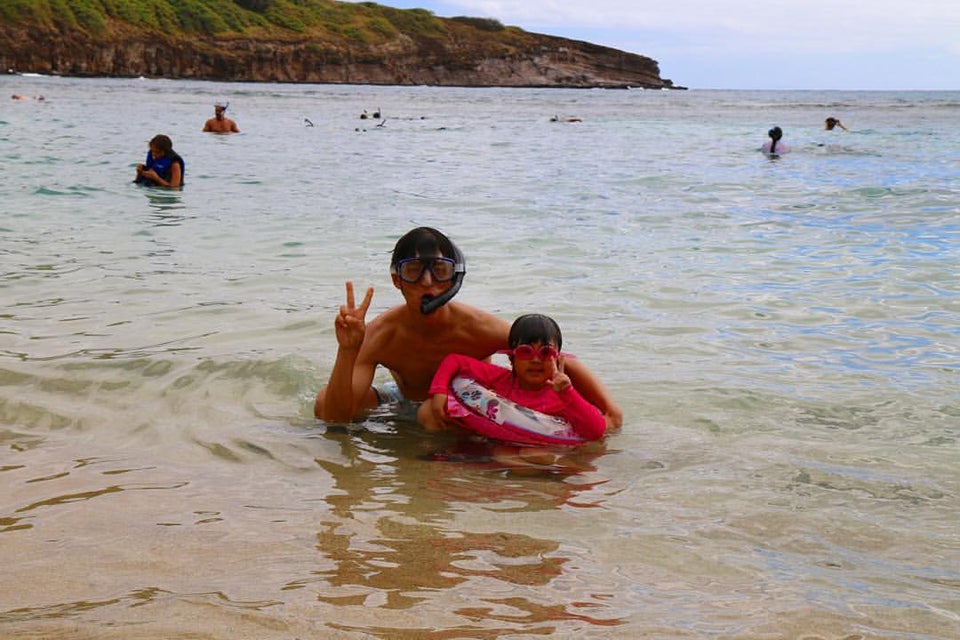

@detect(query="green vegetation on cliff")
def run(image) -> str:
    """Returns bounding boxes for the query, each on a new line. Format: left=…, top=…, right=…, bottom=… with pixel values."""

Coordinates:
left=0, top=0, right=502, bottom=45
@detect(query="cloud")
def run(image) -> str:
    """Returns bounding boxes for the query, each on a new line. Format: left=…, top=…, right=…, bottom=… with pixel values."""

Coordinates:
left=442, top=0, right=957, bottom=53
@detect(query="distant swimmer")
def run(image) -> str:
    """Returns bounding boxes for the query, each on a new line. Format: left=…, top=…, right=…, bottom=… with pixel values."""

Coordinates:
left=11, top=94, right=44, bottom=100
left=203, top=102, right=239, bottom=133
left=824, top=117, right=848, bottom=131
left=372, top=107, right=381, bottom=119
left=762, top=126, right=790, bottom=155
left=817, top=117, right=850, bottom=148
left=550, top=115, right=581, bottom=122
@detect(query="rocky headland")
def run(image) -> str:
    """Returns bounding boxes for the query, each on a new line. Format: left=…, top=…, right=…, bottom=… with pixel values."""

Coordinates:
left=0, top=1, right=683, bottom=89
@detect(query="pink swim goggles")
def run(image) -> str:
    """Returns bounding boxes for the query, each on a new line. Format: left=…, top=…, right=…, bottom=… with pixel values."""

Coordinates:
left=498, top=345, right=574, bottom=361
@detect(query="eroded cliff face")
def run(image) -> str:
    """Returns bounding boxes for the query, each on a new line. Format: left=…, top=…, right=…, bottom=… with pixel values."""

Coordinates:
left=1, top=22, right=679, bottom=89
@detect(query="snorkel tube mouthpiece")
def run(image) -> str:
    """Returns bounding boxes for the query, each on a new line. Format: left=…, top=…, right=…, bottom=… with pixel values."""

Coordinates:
left=420, top=257, right=465, bottom=315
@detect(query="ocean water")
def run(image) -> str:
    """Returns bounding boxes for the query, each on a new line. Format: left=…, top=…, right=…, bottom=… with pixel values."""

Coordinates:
left=1, top=75, right=958, bottom=639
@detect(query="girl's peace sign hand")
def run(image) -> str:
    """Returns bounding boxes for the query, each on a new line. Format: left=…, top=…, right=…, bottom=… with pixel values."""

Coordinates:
left=334, top=281, right=374, bottom=350
left=550, top=355, right=572, bottom=393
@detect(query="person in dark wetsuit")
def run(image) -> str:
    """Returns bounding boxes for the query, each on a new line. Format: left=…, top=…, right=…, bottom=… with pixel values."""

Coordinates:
left=134, top=134, right=184, bottom=188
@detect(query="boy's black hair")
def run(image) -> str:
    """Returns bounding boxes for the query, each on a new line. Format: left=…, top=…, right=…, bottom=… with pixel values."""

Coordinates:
left=391, top=227, right=458, bottom=268
left=508, top=314, right=563, bottom=350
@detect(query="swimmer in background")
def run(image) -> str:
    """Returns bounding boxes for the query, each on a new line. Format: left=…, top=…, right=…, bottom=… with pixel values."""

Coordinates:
left=762, top=126, right=789, bottom=155
left=818, top=116, right=850, bottom=149
left=417, top=313, right=607, bottom=441
left=824, top=116, right=848, bottom=131
left=134, top=134, right=184, bottom=188
left=203, top=102, right=239, bottom=133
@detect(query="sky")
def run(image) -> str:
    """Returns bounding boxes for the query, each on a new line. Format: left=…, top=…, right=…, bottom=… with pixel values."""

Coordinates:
left=342, top=0, right=960, bottom=90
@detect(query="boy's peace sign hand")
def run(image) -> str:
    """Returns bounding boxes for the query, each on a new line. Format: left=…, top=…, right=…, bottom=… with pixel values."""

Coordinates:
left=550, top=355, right=572, bottom=393
left=334, top=281, right=374, bottom=350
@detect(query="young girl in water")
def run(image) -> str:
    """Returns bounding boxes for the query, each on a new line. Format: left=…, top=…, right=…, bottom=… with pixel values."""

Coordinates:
left=762, top=126, right=790, bottom=155
left=134, top=134, right=184, bottom=188
left=417, top=313, right=607, bottom=441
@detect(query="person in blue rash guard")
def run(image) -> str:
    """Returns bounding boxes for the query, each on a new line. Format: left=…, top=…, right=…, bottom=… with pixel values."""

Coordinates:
left=134, top=134, right=184, bottom=188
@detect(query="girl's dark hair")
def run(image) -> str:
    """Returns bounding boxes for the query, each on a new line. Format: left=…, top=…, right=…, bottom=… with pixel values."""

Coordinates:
left=767, top=126, right=783, bottom=153
left=391, top=227, right=459, bottom=269
left=149, top=134, right=173, bottom=154
left=509, top=314, right=562, bottom=350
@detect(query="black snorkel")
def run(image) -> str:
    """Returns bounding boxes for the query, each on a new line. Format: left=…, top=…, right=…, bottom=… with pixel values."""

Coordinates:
left=420, top=244, right=465, bottom=315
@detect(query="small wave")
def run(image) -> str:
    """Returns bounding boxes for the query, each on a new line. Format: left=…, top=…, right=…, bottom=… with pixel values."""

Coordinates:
left=32, top=186, right=96, bottom=197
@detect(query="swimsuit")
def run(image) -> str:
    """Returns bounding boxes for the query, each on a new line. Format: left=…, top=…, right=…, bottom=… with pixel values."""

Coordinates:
left=373, top=381, right=406, bottom=405
left=762, top=141, right=790, bottom=155
left=372, top=381, right=422, bottom=421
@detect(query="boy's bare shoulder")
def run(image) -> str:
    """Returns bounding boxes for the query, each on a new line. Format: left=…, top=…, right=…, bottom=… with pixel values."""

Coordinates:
left=361, top=305, right=405, bottom=346
left=450, top=302, right=509, bottom=329
left=447, top=303, right=510, bottom=353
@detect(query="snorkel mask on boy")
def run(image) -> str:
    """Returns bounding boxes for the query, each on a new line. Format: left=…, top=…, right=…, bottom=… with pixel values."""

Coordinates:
left=390, top=230, right=466, bottom=315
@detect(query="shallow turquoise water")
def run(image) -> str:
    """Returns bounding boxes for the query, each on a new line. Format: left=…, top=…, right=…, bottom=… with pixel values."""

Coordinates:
left=1, top=76, right=959, bottom=638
